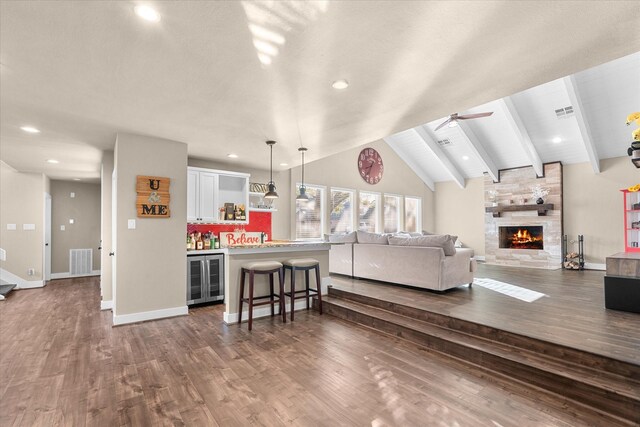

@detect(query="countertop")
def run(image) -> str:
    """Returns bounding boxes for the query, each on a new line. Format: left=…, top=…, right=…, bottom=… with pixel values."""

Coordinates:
left=187, top=241, right=330, bottom=256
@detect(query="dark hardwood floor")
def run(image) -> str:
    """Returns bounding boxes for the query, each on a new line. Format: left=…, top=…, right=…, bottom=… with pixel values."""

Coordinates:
left=0, top=270, right=636, bottom=426
left=331, top=263, right=640, bottom=364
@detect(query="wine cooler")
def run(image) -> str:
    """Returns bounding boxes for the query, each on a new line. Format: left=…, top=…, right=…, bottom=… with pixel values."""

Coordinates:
left=187, top=254, right=224, bottom=305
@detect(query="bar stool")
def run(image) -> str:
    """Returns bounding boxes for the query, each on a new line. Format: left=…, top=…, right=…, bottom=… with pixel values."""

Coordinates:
left=238, top=261, right=286, bottom=331
left=283, top=258, right=322, bottom=320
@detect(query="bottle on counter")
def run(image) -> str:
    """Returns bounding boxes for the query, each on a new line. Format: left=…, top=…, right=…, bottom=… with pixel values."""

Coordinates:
left=187, top=233, right=192, bottom=250
left=214, top=235, right=220, bottom=249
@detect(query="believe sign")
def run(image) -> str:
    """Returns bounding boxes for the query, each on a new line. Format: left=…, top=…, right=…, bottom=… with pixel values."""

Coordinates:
left=136, top=175, right=171, bottom=218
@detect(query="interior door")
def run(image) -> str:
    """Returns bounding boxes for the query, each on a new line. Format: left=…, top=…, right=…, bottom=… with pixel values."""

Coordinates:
left=111, top=171, right=117, bottom=311
left=44, top=193, right=52, bottom=282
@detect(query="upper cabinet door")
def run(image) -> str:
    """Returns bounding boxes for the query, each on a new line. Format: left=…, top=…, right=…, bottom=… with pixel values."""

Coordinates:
left=199, top=172, right=218, bottom=222
left=187, top=169, right=199, bottom=221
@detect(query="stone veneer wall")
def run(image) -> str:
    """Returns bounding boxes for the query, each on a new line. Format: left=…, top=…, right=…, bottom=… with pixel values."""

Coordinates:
left=485, top=163, right=562, bottom=269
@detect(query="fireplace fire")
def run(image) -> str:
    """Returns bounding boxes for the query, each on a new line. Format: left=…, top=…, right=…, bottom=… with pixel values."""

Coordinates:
left=499, top=226, right=543, bottom=250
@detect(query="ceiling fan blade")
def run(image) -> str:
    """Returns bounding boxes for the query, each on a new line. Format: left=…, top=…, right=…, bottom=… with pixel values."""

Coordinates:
left=434, top=118, right=452, bottom=131
left=457, top=112, right=494, bottom=120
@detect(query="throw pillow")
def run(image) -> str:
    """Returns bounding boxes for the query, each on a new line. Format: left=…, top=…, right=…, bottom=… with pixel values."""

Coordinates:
left=389, top=234, right=456, bottom=255
left=328, top=231, right=357, bottom=243
left=356, top=230, right=389, bottom=245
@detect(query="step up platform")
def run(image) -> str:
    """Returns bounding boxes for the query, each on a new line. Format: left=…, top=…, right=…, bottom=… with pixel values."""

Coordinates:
left=318, top=279, right=640, bottom=426
left=0, top=283, right=17, bottom=300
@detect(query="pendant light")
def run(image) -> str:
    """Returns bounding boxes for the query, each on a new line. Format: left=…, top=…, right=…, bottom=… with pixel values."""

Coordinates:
left=296, top=147, right=309, bottom=201
left=264, top=140, right=279, bottom=199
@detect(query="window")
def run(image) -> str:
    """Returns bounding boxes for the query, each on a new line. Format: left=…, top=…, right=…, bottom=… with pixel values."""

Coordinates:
left=383, top=195, right=401, bottom=233
left=330, top=188, right=354, bottom=233
left=359, top=191, right=380, bottom=233
left=295, top=184, right=325, bottom=240
left=404, top=197, right=422, bottom=233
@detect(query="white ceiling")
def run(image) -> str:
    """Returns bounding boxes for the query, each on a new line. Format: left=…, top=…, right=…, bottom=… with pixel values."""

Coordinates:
left=386, top=51, right=640, bottom=189
left=1, top=1, right=640, bottom=182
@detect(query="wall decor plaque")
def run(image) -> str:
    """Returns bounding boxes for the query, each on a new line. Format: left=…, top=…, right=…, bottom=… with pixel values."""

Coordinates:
left=136, top=175, right=170, bottom=218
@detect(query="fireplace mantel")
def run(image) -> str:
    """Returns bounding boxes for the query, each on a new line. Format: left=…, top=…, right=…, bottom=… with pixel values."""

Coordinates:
left=485, top=204, right=554, bottom=218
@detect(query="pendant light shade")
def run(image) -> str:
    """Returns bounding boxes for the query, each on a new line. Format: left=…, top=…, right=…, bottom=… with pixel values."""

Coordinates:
left=264, top=140, right=279, bottom=199
left=296, top=147, right=309, bottom=201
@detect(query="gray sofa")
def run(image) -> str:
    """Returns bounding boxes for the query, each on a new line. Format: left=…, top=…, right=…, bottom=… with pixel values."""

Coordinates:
left=329, top=231, right=476, bottom=291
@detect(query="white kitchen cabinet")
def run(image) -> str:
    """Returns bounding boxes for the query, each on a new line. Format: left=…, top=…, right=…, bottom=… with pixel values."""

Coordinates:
left=187, top=167, right=249, bottom=224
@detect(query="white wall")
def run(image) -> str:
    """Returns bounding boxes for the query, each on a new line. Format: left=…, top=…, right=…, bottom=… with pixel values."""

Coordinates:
left=113, top=134, right=187, bottom=323
left=0, top=161, right=48, bottom=286
left=564, top=156, right=639, bottom=264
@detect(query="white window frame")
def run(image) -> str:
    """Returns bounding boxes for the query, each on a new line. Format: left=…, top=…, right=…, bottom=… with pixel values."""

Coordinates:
left=295, top=183, right=326, bottom=241
left=330, top=187, right=355, bottom=234
left=404, top=196, right=422, bottom=233
left=383, top=194, right=402, bottom=234
left=358, top=191, right=381, bottom=233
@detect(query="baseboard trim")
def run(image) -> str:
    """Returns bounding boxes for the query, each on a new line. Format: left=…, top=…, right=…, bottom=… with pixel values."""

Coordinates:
left=100, top=300, right=113, bottom=311
left=51, top=270, right=101, bottom=280
left=0, top=268, right=44, bottom=289
left=584, top=262, right=606, bottom=271
left=113, top=305, right=188, bottom=326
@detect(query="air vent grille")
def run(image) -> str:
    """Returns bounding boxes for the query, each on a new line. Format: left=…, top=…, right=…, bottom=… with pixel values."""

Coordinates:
left=555, top=106, right=574, bottom=119
left=437, top=138, right=452, bottom=147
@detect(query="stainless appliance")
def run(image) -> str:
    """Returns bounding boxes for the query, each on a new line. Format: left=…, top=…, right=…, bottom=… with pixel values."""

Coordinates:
left=187, top=254, right=224, bottom=305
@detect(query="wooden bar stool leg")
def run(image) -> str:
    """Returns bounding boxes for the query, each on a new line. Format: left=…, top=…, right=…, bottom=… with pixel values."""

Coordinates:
left=315, top=264, right=322, bottom=315
left=305, top=269, right=311, bottom=310
left=248, top=270, right=255, bottom=331
left=290, top=267, right=296, bottom=321
left=238, top=269, right=245, bottom=325
left=269, top=273, right=275, bottom=317
left=278, top=267, right=286, bottom=323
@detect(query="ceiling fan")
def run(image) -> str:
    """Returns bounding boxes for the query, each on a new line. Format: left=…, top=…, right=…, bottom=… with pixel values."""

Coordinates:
left=434, top=112, right=494, bottom=131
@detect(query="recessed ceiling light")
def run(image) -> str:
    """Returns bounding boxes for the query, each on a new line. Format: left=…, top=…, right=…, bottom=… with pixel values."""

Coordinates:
left=227, top=154, right=239, bottom=158
left=279, top=162, right=288, bottom=166
left=47, top=159, right=59, bottom=164
left=73, top=178, right=81, bottom=181
left=20, top=126, right=40, bottom=133
left=462, top=155, right=470, bottom=161
left=134, top=5, right=161, bottom=22
left=332, top=79, right=349, bottom=90
left=552, top=137, right=562, bottom=143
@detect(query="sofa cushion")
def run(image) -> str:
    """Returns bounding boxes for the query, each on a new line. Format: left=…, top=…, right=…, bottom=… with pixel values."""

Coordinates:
left=388, top=234, right=456, bottom=256
left=356, top=231, right=389, bottom=245
left=328, top=231, right=357, bottom=243
left=409, top=232, right=423, bottom=237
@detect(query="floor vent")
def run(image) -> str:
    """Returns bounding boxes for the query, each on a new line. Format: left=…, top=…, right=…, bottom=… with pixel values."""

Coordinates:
left=70, top=249, right=92, bottom=275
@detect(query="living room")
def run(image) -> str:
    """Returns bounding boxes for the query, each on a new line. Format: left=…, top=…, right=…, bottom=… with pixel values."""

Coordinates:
left=1, top=2, right=639, bottom=426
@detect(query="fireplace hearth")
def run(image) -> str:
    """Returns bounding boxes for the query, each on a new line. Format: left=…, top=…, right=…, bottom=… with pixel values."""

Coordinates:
left=499, top=226, right=543, bottom=250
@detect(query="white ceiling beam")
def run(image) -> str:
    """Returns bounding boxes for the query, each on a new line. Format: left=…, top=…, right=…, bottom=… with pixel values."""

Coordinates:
left=383, top=136, right=435, bottom=191
left=457, top=121, right=499, bottom=182
left=562, top=75, right=600, bottom=174
left=499, top=97, right=544, bottom=177
left=413, top=126, right=466, bottom=189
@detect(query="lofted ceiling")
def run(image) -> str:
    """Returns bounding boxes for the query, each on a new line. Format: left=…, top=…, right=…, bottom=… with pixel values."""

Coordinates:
left=386, top=52, right=640, bottom=190
left=1, top=1, right=640, bottom=182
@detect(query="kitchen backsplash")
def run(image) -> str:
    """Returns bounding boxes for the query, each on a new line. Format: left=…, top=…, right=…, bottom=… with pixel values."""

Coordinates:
left=186, top=211, right=272, bottom=240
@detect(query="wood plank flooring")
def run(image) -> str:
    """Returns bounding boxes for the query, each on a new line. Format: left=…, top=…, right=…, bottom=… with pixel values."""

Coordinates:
left=0, top=273, right=636, bottom=426
left=331, top=263, right=640, bottom=365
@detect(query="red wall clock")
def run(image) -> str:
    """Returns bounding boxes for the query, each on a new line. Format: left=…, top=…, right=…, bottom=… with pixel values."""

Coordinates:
left=358, top=148, right=384, bottom=184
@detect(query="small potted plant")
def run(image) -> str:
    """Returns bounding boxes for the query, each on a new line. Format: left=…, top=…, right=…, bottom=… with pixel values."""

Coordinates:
left=530, top=184, right=550, bottom=204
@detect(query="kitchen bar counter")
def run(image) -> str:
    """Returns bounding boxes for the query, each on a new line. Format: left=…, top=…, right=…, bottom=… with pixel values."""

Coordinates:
left=187, top=241, right=331, bottom=324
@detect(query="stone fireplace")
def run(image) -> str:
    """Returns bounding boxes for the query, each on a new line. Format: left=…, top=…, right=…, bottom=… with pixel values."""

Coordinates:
left=484, top=163, right=562, bottom=269
left=499, top=226, right=544, bottom=250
